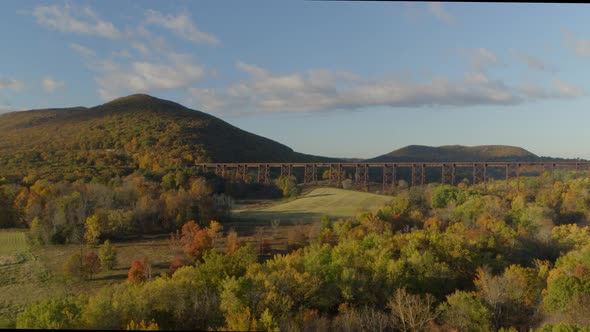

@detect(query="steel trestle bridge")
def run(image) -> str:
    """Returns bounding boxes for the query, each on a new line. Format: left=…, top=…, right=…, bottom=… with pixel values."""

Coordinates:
left=195, top=162, right=590, bottom=191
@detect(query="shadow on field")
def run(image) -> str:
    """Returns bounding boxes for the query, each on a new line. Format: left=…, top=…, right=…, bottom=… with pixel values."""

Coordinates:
left=228, top=211, right=322, bottom=236
left=92, top=274, right=128, bottom=281
left=298, top=193, right=334, bottom=199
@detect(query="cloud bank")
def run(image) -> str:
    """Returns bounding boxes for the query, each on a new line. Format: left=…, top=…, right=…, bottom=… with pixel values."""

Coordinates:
left=188, top=62, right=585, bottom=115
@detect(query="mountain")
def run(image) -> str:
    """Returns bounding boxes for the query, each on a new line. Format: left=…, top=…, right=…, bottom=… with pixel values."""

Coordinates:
left=368, top=145, right=541, bottom=162
left=0, top=94, right=337, bottom=182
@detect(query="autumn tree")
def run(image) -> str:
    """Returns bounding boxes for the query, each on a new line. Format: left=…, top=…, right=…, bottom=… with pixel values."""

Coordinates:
left=225, top=230, right=241, bottom=255
left=84, top=214, right=102, bottom=245
left=168, top=256, right=185, bottom=276
left=180, top=221, right=212, bottom=262
left=125, top=319, right=160, bottom=330
left=84, top=251, right=102, bottom=280
left=64, top=251, right=101, bottom=280
left=128, top=260, right=146, bottom=283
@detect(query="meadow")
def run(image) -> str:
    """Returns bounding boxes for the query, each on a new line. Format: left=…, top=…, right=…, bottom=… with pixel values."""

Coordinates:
left=0, top=231, right=175, bottom=328
left=233, top=187, right=393, bottom=222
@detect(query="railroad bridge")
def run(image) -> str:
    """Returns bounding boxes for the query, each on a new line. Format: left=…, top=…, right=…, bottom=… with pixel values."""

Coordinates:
left=195, top=162, right=590, bottom=191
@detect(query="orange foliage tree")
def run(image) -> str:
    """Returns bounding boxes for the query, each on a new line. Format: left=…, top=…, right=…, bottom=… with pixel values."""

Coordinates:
left=128, top=260, right=146, bottom=283
left=180, top=221, right=212, bottom=262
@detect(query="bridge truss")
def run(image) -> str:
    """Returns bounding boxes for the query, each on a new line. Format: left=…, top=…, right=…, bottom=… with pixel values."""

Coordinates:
left=195, top=161, right=590, bottom=191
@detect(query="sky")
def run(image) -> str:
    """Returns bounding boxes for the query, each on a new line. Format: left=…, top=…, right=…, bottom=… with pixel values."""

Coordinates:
left=2, top=1, right=590, bottom=159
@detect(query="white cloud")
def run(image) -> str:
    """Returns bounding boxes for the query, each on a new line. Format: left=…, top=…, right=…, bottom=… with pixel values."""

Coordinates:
left=564, top=29, right=590, bottom=58
left=468, top=48, right=500, bottom=71
left=32, top=4, right=123, bottom=39
left=69, top=43, right=96, bottom=57
left=428, top=2, right=455, bottom=25
left=554, top=79, right=585, bottom=97
left=187, top=62, right=585, bottom=115
left=144, top=9, right=219, bottom=45
left=96, top=53, right=205, bottom=100
left=511, top=51, right=556, bottom=72
left=42, top=77, right=65, bottom=93
left=131, top=42, right=150, bottom=56
left=0, top=79, right=25, bottom=92
left=519, top=80, right=586, bottom=100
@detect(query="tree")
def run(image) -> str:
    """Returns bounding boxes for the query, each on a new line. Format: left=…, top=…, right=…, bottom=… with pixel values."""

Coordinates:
left=274, top=176, right=299, bottom=197
left=225, top=230, right=241, bottom=255
left=431, top=185, right=460, bottom=209
left=168, top=256, right=185, bottom=276
left=439, top=291, right=492, bottom=332
left=0, top=187, right=16, bottom=228
left=125, top=319, right=160, bottom=330
left=128, top=260, right=146, bottom=283
left=388, top=288, right=438, bottom=332
left=29, top=216, right=48, bottom=245
left=98, top=240, right=117, bottom=270
left=84, top=214, right=102, bottom=245
left=84, top=251, right=102, bottom=280
left=180, top=221, right=212, bottom=262
left=16, top=295, right=87, bottom=329
left=64, top=253, right=84, bottom=280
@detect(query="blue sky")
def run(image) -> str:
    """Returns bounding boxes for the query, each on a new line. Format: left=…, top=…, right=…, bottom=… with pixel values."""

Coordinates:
left=2, top=1, right=590, bottom=159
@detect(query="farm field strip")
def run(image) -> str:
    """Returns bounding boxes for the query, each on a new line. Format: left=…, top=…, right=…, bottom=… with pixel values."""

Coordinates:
left=0, top=231, right=29, bottom=258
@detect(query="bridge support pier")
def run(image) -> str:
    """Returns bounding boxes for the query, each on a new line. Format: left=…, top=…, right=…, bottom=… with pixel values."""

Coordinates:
left=411, top=164, right=425, bottom=187
left=257, top=164, right=271, bottom=184
left=383, top=164, right=395, bottom=192
left=473, top=164, right=487, bottom=188
left=237, top=164, right=248, bottom=181
left=442, top=164, right=453, bottom=185
left=304, top=164, right=317, bottom=184
left=355, top=164, right=368, bottom=191
left=330, top=164, right=342, bottom=186
left=280, top=164, right=292, bottom=179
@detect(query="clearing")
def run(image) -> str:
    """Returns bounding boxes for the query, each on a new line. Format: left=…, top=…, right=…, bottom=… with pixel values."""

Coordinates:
left=233, top=187, right=393, bottom=222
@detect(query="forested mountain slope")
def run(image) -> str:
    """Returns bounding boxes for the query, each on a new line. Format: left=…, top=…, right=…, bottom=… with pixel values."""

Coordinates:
left=0, top=94, right=336, bottom=182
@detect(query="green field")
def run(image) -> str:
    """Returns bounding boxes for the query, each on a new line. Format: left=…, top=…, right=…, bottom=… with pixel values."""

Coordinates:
left=0, top=230, right=47, bottom=328
left=233, top=187, right=394, bottom=222
left=0, top=231, right=28, bottom=258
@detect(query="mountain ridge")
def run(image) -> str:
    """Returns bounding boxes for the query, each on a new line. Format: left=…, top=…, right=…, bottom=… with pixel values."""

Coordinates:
left=368, top=144, right=542, bottom=162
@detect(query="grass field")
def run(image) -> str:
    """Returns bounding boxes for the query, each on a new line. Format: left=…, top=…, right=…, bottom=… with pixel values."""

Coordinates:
left=227, top=187, right=394, bottom=251
left=0, top=231, right=177, bottom=327
left=233, top=187, right=393, bottom=222
left=0, top=230, right=50, bottom=328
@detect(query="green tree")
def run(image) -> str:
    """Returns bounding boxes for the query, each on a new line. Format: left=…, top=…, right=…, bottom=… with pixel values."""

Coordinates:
left=98, top=240, right=118, bottom=270
left=439, top=291, right=492, bottom=332
left=16, top=295, right=88, bottom=329
left=64, top=252, right=85, bottom=280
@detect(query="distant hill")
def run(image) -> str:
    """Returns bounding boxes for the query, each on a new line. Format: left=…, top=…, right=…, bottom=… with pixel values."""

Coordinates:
left=368, top=145, right=541, bottom=162
left=0, top=94, right=337, bottom=182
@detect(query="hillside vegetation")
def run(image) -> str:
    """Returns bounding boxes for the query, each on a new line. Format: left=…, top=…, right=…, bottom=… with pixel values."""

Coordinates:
left=0, top=94, right=335, bottom=183
left=370, top=144, right=541, bottom=162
